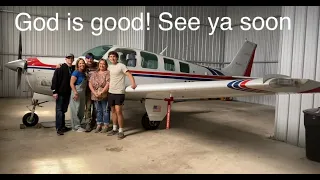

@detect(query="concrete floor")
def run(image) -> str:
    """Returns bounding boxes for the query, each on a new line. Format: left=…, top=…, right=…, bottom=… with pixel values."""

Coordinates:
left=0, top=97, right=320, bottom=174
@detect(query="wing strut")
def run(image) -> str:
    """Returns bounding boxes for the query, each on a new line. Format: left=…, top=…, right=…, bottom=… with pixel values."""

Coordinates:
left=164, top=94, right=174, bottom=129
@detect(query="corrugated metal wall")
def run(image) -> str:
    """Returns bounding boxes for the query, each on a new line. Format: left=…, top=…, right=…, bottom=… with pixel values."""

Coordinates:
left=275, top=6, right=320, bottom=147
left=0, top=6, right=119, bottom=97
left=117, top=6, right=145, bottom=49
left=224, top=6, right=282, bottom=106
left=144, top=6, right=226, bottom=68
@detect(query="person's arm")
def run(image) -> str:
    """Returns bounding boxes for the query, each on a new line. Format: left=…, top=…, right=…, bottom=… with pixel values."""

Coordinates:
left=123, top=65, right=136, bottom=89
left=121, top=64, right=136, bottom=89
left=70, top=71, right=79, bottom=101
left=100, top=71, right=110, bottom=94
left=89, top=81, right=99, bottom=98
left=88, top=73, right=99, bottom=97
left=51, top=68, right=60, bottom=99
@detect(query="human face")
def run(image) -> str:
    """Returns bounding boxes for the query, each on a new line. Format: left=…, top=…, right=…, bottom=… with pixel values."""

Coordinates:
left=99, top=60, right=107, bottom=71
left=65, top=57, right=74, bottom=66
left=85, top=57, right=94, bottom=67
left=108, top=54, right=118, bottom=65
left=78, top=60, right=86, bottom=71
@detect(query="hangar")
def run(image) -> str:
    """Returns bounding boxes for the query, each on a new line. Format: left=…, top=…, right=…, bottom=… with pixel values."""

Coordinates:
left=0, top=6, right=320, bottom=173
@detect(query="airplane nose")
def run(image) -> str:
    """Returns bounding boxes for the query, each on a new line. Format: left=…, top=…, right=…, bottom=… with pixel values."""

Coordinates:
left=4, top=59, right=26, bottom=71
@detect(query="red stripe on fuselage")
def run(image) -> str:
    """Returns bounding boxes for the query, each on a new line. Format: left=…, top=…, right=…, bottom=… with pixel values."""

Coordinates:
left=300, top=87, right=320, bottom=93
left=27, top=57, right=56, bottom=69
left=129, top=70, right=236, bottom=80
left=26, top=58, right=253, bottom=81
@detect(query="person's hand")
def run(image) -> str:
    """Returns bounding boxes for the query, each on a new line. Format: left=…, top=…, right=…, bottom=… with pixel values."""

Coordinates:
left=94, top=91, right=100, bottom=98
left=131, top=83, right=137, bottom=89
left=73, top=93, right=79, bottom=101
left=53, top=94, right=58, bottom=100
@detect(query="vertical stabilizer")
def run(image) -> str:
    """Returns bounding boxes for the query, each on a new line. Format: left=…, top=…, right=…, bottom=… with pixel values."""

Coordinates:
left=221, top=40, right=257, bottom=77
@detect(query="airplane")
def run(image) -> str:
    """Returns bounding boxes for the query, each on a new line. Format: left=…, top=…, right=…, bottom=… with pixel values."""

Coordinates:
left=4, top=32, right=320, bottom=130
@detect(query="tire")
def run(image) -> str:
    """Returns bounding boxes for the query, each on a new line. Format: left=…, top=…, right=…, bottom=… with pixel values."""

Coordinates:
left=141, top=113, right=161, bottom=130
left=22, top=112, right=39, bottom=127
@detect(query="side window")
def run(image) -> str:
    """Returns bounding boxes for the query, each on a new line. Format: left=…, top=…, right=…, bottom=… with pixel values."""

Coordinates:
left=141, top=51, right=158, bottom=69
left=113, top=48, right=137, bottom=67
left=179, top=62, right=190, bottom=73
left=164, top=58, right=175, bottom=71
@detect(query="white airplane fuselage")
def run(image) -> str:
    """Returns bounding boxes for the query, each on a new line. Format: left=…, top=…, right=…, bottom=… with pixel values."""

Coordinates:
left=24, top=45, right=243, bottom=101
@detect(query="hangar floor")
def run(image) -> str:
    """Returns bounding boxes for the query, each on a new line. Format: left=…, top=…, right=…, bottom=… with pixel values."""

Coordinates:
left=0, top=97, right=319, bottom=174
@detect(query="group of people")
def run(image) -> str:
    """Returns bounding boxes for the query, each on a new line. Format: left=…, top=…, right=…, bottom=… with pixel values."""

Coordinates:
left=51, top=51, right=137, bottom=140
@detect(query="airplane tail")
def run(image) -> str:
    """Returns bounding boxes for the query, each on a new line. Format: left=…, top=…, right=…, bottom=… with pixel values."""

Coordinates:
left=221, top=40, right=257, bottom=77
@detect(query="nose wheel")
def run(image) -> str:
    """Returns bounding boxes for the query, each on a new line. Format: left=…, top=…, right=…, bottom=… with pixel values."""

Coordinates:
left=22, top=112, right=39, bottom=127
left=22, top=99, right=47, bottom=127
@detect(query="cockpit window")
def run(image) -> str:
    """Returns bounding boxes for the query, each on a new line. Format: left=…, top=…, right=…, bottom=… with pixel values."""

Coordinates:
left=82, top=45, right=112, bottom=60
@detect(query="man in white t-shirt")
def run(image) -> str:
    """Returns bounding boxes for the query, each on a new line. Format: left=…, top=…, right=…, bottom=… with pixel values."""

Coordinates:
left=107, top=51, right=137, bottom=139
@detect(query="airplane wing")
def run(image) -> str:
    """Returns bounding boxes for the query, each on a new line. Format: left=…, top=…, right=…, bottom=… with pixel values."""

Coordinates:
left=125, top=75, right=320, bottom=101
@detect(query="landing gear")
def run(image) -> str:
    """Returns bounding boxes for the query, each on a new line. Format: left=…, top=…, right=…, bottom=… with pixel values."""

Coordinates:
left=22, top=99, right=48, bottom=127
left=141, top=112, right=161, bottom=130
left=22, top=112, right=39, bottom=127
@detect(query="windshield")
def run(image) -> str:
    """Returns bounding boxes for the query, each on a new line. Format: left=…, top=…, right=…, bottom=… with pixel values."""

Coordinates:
left=82, top=45, right=112, bottom=60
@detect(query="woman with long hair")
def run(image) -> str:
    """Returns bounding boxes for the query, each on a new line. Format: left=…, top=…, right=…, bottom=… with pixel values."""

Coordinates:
left=70, top=58, right=87, bottom=132
left=89, top=59, right=110, bottom=133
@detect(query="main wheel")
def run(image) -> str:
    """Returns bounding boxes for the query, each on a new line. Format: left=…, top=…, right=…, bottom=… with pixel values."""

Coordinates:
left=141, top=113, right=161, bottom=130
left=22, top=112, right=39, bottom=127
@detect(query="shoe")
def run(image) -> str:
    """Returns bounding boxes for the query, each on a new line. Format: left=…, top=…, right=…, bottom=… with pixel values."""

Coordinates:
left=85, top=124, right=92, bottom=132
left=57, top=130, right=64, bottom=136
left=100, top=128, right=108, bottom=133
left=118, top=132, right=125, bottom=139
left=77, top=127, right=86, bottom=132
left=107, top=130, right=118, bottom=136
left=62, top=127, right=71, bottom=132
left=95, top=126, right=102, bottom=133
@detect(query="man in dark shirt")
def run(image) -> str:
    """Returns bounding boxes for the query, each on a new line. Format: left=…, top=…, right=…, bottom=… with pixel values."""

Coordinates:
left=51, top=53, right=75, bottom=135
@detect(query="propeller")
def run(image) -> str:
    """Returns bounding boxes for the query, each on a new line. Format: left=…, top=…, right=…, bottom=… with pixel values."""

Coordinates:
left=4, top=29, right=27, bottom=89
left=16, top=30, right=24, bottom=89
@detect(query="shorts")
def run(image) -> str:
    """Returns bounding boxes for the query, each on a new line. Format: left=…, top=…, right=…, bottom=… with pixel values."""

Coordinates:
left=108, top=93, right=125, bottom=106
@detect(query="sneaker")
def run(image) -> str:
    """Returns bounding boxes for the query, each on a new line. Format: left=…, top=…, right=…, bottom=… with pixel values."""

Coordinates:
left=85, top=124, right=92, bottom=132
left=77, top=127, right=86, bottom=132
left=118, top=132, right=125, bottom=139
left=107, top=130, right=118, bottom=136
left=100, top=128, right=108, bottom=133
left=62, top=127, right=71, bottom=132
left=57, top=130, right=64, bottom=136
left=95, top=126, right=102, bottom=133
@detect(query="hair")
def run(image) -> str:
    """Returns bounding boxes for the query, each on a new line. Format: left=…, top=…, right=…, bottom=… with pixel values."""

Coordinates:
left=108, top=51, right=119, bottom=59
left=75, top=58, right=86, bottom=71
left=97, top=58, right=108, bottom=71
left=86, top=52, right=94, bottom=59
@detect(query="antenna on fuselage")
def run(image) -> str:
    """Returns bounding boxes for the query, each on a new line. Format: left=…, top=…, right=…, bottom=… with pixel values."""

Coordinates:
left=160, top=46, right=168, bottom=55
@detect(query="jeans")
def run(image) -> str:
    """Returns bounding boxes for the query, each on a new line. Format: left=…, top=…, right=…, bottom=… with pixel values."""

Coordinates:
left=85, top=92, right=97, bottom=128
left=56, top=94, right=70, bottom=131
left=94, top=100, right=110, bottom=125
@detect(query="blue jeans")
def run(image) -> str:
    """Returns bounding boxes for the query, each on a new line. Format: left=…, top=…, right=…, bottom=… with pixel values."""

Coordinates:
left=94, top=100, right=110, bottom=125
left=56, top=94, right=70, bottom=131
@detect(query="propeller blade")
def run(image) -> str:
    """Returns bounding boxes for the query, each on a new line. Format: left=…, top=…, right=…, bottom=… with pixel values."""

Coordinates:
left=18, top=31, right=22, bottom=60
left=17, top=68, right=22, bottom=89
